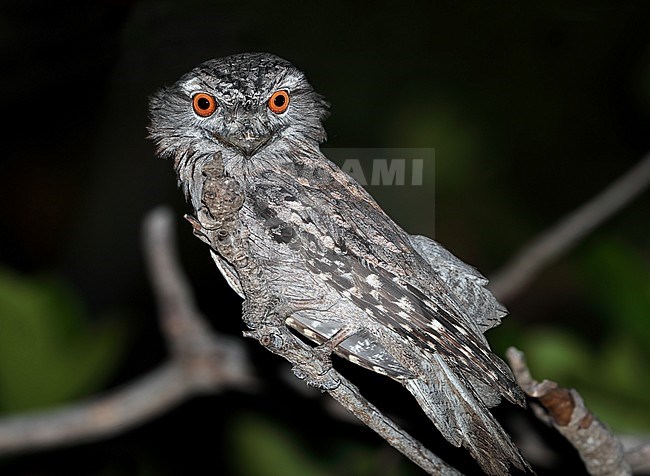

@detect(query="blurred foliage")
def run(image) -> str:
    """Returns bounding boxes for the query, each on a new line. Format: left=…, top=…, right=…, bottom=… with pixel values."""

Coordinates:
left=504, top=237, right=650, bottom=432
left=227, top=413, right=417, bottom=476
left=228, top=413, right=329, bottom=476
left=0, top=267, right=129, bottom=413
left=581, top=238, right=650, bottom=343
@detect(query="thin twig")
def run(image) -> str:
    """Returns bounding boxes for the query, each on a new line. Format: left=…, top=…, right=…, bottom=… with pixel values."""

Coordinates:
left=490, top=152, right=650, bottom=302
left=144, top=208, right=209, bottom=355
left=0, top=207, right=254, bottom=456
left=143, top=208, right=254, bottom=389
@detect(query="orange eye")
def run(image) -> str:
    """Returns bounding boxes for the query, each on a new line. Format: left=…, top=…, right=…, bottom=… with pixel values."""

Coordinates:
left=268, top=90, right=290, bottom=114
left=192, top=93, right=217, bottom=117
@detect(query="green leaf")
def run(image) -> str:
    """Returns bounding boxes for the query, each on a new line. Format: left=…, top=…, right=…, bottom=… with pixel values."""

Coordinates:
left=520, top=327, right=591, bottom=384
left=0, top=267, right=128, bottom=412
left=580, top=238, right=650, bottom=342
left=228, top=413, right=418, bottom=476
left=596, top=336, right=650, bottom=400
left=228, top=413, right=329, bottom=476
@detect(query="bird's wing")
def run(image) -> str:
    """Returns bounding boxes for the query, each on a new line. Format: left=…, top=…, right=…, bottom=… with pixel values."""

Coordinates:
left=251, top=157, right=523, bottom=406
left=248, top=157, right=530, bottom=475
left=409, top=234, right=508, bottom=332
left=301, top=245, right=523, bottom=406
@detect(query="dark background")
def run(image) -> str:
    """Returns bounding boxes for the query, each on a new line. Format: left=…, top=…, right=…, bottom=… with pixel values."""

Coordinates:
left=1, top=1, right=649, bottom=475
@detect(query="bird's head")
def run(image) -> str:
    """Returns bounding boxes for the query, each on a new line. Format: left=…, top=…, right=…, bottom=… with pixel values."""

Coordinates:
left=148, top=53, right=329, bottom=178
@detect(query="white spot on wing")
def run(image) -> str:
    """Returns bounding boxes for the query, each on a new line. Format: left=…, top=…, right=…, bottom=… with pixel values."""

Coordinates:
left=321, top=235, right=335, bottom=249
left=373, top=365, right=388, bottom=375
left=365, top=273, right=381, bottom=288
left=397, top=296, right=414, bottom=312
left=348, top=355, right=362, bottom=365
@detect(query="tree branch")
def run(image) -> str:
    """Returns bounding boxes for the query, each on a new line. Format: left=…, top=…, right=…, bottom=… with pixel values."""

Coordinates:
left=622, top=439, right=650, bottom=475
left=490, top=152, right=650, bottom=302
left=327, top=376, right=462, bottom=475
left=506, top=347, right=650, bottom=476
left=0, top=207, right=254, bottom=456
left=0, top=362, right=188, bottom=454
left=2, top=149, right=647, bottom=471
left=251, top=319, right=461, bottom=475
left=0, top=207, right=461, bottom=474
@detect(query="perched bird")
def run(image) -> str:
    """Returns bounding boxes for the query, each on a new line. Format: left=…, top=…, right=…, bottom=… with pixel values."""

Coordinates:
left=149, top=52, right=530, bottom=475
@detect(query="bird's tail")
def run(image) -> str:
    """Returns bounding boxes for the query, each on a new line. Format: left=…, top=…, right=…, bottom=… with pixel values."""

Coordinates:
left=403, top=354, right=531, bottom=476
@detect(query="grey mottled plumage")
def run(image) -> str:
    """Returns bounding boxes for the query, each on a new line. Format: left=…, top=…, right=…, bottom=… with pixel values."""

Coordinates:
left=149, top=52, right=530, bottom=475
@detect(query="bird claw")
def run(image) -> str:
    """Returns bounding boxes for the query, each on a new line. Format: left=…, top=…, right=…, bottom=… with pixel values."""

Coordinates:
left=312, top=344, right=334, bottom=370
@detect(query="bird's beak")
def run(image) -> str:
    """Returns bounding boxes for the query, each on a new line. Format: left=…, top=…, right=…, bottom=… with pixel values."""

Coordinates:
left=229, top=129, right=271, bottom=158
